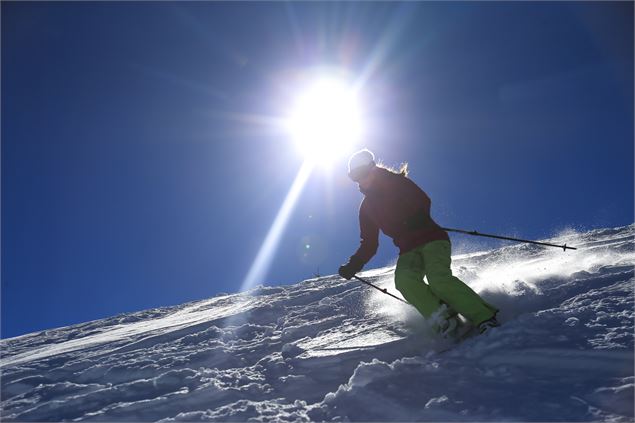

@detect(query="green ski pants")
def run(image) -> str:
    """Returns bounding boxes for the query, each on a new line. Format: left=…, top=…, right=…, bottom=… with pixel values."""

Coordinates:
left=394, top=240, right=497, bottom=326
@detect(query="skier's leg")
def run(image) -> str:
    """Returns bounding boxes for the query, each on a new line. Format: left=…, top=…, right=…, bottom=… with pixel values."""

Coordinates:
left=422, top=240, right=498, bottom=325
left=394, top=248, right=445, bottom=319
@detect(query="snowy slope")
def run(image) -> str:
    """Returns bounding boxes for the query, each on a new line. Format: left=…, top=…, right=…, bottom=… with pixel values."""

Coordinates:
left=1, top=225, right=633, bottom=422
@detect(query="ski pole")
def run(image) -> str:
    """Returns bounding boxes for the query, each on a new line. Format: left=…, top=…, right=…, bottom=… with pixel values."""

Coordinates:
left=441, top=227, right=577, bottom=251
left=352, top=275, right=411, bottom=305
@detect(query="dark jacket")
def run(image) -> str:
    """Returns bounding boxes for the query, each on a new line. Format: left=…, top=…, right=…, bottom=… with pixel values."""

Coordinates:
left=349, top=167, right=449, bottom=267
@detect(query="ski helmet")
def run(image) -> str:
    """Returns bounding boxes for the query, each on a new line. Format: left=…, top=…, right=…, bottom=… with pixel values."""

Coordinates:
left=348, top=149, right=376, bottom=181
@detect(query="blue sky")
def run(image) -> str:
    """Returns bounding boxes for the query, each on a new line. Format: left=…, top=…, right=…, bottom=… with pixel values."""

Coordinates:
left=2, top=2, right=632, bottom=338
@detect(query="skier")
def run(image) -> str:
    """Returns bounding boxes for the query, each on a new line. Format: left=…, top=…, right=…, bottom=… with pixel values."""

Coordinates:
left=338, top=149, right=499, bottom=336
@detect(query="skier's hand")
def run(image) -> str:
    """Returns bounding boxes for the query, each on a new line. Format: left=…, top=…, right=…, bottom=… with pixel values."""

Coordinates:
left=338, top=259, right=362, bottom=280
left=338, top=264, right=356, bottom=280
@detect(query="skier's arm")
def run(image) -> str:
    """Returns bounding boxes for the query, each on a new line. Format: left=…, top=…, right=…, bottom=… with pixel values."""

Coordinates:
left=339, top=202, right=378, bottom=280
left=349, top=202, right=379, bottom=268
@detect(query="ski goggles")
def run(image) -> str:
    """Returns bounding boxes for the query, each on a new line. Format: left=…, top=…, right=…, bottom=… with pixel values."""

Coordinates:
left=348, top=163, right=375, bottom=182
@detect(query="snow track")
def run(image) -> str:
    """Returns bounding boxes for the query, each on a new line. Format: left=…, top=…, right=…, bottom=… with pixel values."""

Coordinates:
left=1, top=225, right=634, bottom=421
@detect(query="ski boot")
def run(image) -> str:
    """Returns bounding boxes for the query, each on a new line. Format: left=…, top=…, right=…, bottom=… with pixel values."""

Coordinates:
left=438, top=315, right=461, bottom=339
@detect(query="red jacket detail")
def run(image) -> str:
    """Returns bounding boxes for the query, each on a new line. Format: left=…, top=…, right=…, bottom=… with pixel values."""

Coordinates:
left=350, top=167, right=449, bottom=266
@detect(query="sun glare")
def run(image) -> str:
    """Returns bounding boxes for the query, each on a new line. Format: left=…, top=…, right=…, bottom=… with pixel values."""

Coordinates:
left=239, top=161, right=314, bottom=293
left=286, top=77, right=363, bottom=164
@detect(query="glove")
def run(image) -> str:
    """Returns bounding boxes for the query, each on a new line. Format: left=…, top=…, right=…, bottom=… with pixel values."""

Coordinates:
left=338, top=258, right=363, bottom=280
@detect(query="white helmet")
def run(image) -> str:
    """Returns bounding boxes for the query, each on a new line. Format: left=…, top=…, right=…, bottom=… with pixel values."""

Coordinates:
left=347, top=149, right=376, bottom=181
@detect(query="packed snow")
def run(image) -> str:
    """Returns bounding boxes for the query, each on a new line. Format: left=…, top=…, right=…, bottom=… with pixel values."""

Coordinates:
left=1, top=225, right=634, bottom=421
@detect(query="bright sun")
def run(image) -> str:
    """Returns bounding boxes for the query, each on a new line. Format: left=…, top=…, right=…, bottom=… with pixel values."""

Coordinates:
left=285, top=77, right=363, bottom=164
